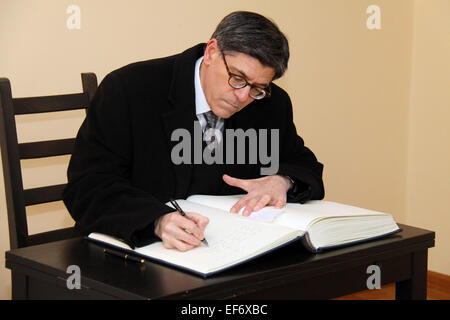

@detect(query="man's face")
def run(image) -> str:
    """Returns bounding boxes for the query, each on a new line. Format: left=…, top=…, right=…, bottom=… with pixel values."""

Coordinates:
left=200, top=40, right=275, bottom=119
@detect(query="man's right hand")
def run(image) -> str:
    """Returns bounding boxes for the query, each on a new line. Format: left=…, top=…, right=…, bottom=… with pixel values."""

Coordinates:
left=154, top=211, right=209, bottom=252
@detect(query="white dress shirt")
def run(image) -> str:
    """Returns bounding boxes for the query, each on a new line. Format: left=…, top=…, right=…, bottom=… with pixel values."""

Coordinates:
left=194, top=56, right=224, bottom=148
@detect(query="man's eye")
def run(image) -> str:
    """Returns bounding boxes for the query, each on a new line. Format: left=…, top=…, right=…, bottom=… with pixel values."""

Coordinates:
left=230, top=76, right=246, bottom=84
left=250, top=87, right=264, bottom=94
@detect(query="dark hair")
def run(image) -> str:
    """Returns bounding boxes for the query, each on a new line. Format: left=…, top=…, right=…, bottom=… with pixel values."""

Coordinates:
left=211, top=11, right=289, bottom=80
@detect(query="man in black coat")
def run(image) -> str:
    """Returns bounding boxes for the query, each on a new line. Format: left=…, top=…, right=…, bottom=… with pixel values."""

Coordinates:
left=63, top=11, right=324, bottom=251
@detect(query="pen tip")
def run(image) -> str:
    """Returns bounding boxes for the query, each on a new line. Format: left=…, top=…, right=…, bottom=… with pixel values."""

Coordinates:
left=202, top=239, right=209, bottom=247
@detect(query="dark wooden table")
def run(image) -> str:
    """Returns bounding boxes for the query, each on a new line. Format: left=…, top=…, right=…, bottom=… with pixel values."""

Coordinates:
left=5, top=224, right=434, bottom=300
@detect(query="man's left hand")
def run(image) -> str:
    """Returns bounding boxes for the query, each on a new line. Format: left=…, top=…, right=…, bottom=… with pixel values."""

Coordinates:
left=222, top=174, right=292, bottom=216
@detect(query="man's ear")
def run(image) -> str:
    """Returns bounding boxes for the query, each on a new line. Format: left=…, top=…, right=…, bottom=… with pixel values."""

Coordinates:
left=203, top=39, right=219, bottom=66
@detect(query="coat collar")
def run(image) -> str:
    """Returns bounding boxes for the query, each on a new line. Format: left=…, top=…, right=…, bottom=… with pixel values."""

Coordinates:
left=162, top=43, right=206, bottom=197
left=168, top=43, right=206, bottom=108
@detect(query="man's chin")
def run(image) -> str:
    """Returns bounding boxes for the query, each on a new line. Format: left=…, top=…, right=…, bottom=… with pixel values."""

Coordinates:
left=213, top=101, right=241, bottom=118
left=217, top=111, right=234, bottom=119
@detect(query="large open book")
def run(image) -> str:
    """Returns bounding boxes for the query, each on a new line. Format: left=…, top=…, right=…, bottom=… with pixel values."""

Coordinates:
left=87, top=194, right=401, bottom=277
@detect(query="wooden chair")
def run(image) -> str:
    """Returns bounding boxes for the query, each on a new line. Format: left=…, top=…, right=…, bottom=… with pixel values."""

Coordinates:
left=0, top=73, right=97, bottom=249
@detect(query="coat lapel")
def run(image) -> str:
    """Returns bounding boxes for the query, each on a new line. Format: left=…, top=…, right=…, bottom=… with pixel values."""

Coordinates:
left=162, top=44, right=205, bottom=197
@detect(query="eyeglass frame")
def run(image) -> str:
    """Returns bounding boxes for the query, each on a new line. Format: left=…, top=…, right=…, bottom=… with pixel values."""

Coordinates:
left=220, top=50, right=272, bottom=100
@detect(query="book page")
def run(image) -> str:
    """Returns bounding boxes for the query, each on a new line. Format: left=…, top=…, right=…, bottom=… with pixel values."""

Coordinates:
left=187, top=194, right=284, bottom=222
left=274, top=201, right=390, bottom=231
left=136, top=200, right=299, bottom=275
left=186, top=195, right=390, bottom=232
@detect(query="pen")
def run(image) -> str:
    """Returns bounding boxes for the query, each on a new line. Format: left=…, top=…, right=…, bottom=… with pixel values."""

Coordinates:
left=169, top=199, right=209, bottom=247
left=104, top=248, right=145, bottom=263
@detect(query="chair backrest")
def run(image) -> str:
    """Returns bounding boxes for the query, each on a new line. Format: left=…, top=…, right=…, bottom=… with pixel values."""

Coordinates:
left=0, top=73, right=97, bottom=249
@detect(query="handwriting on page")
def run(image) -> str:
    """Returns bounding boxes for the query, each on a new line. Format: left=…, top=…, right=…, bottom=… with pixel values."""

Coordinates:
left=209, top=224, right=260, bottom=252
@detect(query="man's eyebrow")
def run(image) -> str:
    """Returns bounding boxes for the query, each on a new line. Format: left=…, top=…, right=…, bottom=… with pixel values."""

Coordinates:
left=230, top=66, right=270, bottom=88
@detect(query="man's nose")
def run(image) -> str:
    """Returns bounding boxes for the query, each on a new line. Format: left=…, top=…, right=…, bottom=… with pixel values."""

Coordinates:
left=234, top=86, right=252, bottom=102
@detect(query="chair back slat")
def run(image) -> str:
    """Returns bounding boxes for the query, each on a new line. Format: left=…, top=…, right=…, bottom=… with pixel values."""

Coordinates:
left=0, top=73, right=97, bottom=249
left=27, top=227, right=80, bottom=247
left=13, top=93, right=89, bottom=115
left=23, top=184, right=67, bottom=206
left=19, top=138, right=76, bottom=159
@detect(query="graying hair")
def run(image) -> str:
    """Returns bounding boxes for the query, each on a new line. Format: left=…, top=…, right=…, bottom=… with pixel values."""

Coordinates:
left=211, top=11, right=290, bottom=80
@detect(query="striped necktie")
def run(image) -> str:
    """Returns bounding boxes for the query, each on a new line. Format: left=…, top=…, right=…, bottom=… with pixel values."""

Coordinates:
left=203, top=111, right=219, bottom=150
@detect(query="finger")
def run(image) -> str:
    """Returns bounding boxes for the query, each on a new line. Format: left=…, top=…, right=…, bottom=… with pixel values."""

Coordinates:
left=169, top=238, right=196, bottom=252
left=252, top=194, right=271, bottom=212
left=222, top=174, right=249, bottom=191
left=157, top=213, right=202, bottom=251
left=177, top=215, right=205, bottom=242
left=164, top=220, right=202, bottom=247
left=270, top=194, right=287, bottom=208
left=243, top=197, right=259, bottom=216
left=161, top=213, right=203, bottom=243
left=230, top=196, right=249, bottom=214
left=174, top=227, right=202, bottom=247
left=160, top=230, right=196, bottom=251
left=175, top=242, right=196, bottom=252
left=186, top=212, right=209, bottom=230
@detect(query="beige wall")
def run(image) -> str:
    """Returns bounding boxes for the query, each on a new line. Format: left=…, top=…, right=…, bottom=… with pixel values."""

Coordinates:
left=0, top=0, right=448, bottom=299
left=406, top=0, right=450, bottom=275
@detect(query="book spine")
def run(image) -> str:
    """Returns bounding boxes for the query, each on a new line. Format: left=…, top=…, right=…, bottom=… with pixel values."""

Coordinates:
left=300, top=232, right=319, bottom=253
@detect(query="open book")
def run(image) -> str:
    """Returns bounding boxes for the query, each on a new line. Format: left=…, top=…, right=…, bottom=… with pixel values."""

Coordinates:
left=87, top=194, right=401, bottom=277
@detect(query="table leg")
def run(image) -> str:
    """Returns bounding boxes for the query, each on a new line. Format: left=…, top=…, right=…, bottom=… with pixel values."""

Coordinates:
left=11, top=271, right=28, bottom=300
left=395, top=249, right=428, bottom=300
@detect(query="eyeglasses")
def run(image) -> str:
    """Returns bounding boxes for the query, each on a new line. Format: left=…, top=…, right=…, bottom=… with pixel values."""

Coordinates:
left=221, top=51, right=271, bottom=100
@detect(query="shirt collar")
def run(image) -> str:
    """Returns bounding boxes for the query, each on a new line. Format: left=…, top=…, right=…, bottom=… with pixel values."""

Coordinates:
left=194, top=56, right=211, bottom=116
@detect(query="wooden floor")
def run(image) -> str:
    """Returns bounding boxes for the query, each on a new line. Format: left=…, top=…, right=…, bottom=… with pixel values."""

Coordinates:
left=334, top=271, right=450, bottom=300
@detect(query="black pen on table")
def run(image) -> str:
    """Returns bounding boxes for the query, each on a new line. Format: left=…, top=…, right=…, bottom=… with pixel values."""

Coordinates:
left=169, top=199, right=209, bottom=247
left=103, top=248, right=145, bottom=264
